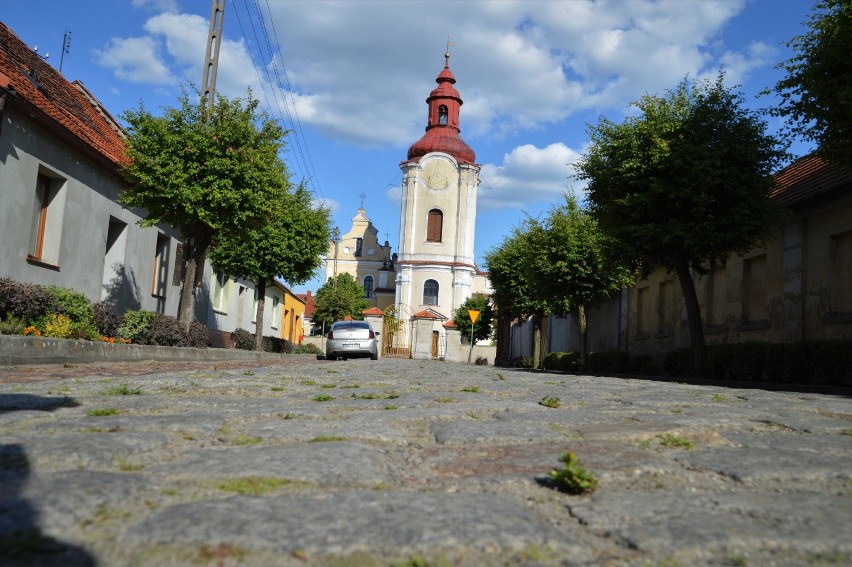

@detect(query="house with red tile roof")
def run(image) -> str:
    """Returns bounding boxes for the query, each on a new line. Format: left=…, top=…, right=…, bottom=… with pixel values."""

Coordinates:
left=503, top=154, right=852, bottom=363
left=0, top=21, right=302, bottom=345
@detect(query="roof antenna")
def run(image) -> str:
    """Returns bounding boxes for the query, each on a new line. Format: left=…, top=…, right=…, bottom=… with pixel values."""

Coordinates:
left=59, top=29, right=72, bottom=73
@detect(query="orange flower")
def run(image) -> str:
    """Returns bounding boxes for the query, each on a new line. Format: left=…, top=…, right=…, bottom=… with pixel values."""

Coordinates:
left=23, top=326, right=41, bottom=337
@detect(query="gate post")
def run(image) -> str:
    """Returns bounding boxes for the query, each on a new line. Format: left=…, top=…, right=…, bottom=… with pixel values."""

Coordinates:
left=362, top=307, right=384, bottom=355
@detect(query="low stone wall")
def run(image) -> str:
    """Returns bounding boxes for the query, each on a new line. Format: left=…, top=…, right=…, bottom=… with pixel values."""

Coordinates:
left=0, top=336, right=298, bottom=366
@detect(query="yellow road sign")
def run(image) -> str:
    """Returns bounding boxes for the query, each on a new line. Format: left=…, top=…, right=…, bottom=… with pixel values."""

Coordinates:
left=468, top=309, right=480, bottom=324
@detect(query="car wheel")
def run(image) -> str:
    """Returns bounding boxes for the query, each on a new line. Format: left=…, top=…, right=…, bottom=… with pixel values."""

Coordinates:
left=370, top=352, right=378, bottom=360
left=327, top=352, right=336, bottom=360
left=341, top=356, right=348, bottom=361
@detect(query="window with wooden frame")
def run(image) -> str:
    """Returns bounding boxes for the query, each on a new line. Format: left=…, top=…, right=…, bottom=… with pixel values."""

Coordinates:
left=27, top=172, right=65, bottom=266
left=426, top=209, right=443, bottom=243
left=423, top=279, right=439, bottom=305
left=212, top=271, right=230, bottom=313
left=151, top=234, right=169, bottom=298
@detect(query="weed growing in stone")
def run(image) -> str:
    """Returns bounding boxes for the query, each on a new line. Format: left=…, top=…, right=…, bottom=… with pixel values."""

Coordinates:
left=308, top=435, right=347, bottom=442
left=352, top=391, right=398, bottom=400
left=105, top=383, right=142, bottom=396
left=219, top=476, right=290, bottom=495
left=713, top=393, right=727, bottom=402
left=313, top=394, right=335, bottom=402
left=496, top=372, right=506, bottom=380
left=385, top=405, right=397, bottom=410
left=243, top=371, right=254, bottom=376
left=115, top=458, right=144, bottom=472
left=435, top=397, right=458, bottom=403
left=270, top=386, right=285, bottom=392
left=321, top=383, right=336, bottom=389
left=540, top=396, right=561, bottom=408
left=301, top=380, right=317, bottom=386
left=657, top=433, right=694, bottom=450
left=460, top=386, right=480, bottom=393
left=549, top=452, right=598, bottom=494
left=842, top=429, right=852, bottom=437
left=231, top=435, right=262, bottom=446
left=198, top=542, right=248, bottom=562
left=278, top=412, right=296, bottom=419
left=87, top=408, right=119, bottom=416
left=341, top=383, right=361, bottom=388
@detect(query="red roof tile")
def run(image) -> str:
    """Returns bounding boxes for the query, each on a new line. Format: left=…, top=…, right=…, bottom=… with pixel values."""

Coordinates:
left=362, top=307, right=384, bottom=316
left=771, top=154, right=851, bottom=207
left=0, top=22, right=127, bottom=171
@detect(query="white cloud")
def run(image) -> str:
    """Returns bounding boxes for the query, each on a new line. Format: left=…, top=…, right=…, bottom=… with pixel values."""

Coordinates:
left=478, top=143, right=583, bottom=210
left=94, top=36, right=174, bottom=85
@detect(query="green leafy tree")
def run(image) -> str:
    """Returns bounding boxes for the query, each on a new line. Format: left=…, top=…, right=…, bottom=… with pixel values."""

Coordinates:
left=575, top=75, right=784, bottom=376
left=769, top=0, right=852, bottom=169
left=312, top=273, right=370, bottom=331
left=453, top=294, right=494, bottom=344
left=121, top=89, right=286, bottom=329
left=210, top=183, right=331, bottom=349
left=485, top=224, right=550, bottom=367
left=526, top=195, right=634, bottom=366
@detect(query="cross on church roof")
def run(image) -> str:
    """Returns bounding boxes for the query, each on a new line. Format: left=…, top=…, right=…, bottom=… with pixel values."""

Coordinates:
left=359, top=192, right=366, bottom=208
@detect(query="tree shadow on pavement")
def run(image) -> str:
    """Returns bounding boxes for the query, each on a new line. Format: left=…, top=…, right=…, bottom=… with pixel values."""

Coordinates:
left=0, top=394, right=80, bottom=414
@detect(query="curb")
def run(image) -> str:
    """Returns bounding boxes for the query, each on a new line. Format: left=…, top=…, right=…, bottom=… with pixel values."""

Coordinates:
left=0, top=336, right=304, bottom=366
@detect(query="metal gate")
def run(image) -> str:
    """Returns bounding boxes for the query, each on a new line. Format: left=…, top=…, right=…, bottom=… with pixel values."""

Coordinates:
left=382, top=304, right=412, bottom=358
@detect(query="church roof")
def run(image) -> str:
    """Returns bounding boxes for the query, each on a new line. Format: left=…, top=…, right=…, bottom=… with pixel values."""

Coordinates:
left=406, top=52, right=476, bottom=165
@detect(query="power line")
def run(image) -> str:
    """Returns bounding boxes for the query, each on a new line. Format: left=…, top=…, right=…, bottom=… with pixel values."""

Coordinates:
left=227, top=0, right=325, bottom=202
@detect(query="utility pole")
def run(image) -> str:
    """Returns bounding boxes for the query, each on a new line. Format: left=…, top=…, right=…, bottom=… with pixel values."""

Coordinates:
left=201, top=0, right=225, bottom=111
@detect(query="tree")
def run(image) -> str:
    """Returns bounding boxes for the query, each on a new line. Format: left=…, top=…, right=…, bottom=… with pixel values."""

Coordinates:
left=770, top=0, right=852, bottom=169
left=525, top=195, right=634, bottom=366
left=453, top=294, right=494, bottom=344
left=121, top=89, right=286, bottom=329
left=209, top=183, right=331, bottom=349
left=311, top=273, right=370, bottom=331
left=575, top=75, right=784, bottom=376
left=485, top=225, right=550, bottom=367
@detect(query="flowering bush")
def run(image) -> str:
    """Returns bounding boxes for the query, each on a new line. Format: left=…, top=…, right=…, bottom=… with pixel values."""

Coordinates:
left=44, top=314, right=73, bottom=339
left=23, top=326, right=41, bottom=337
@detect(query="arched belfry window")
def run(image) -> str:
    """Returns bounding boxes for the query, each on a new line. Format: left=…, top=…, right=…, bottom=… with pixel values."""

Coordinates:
left=438, top=105, right=448, bottom=125
left=423, top=279, right=439, bottom=305
left=426, top=209, right=443, bottom=243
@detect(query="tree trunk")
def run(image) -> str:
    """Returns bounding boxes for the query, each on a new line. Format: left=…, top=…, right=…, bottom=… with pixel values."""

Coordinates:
left=254, top=278, right=267, bottom=351
left=674, top=256, right=706, bottom=378
left=532, top=318, right=542, bottom=369
left=577, top=303, right=588, bottom=368
left=176, top=227, right=211, bottom=332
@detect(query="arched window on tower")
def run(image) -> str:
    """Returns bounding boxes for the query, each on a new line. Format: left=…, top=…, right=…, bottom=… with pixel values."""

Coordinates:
left=438, top=105, right=448, bottom=125
left=426, top=209, right=443, bottom=243
left=423, top=279, right=439, bottom=305
left=363, top=275, right=374, bottom=299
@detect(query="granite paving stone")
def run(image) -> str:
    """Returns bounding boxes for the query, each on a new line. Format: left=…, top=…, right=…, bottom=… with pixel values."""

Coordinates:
left=1, top=356, right=850, bottom=566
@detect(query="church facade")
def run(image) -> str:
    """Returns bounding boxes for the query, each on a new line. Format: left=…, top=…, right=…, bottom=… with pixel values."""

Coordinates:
left=322, top=52, right=491, bottom=357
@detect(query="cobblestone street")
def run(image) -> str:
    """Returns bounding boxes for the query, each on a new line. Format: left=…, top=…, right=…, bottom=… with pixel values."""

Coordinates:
left=1, top=356, right=850, bottom=566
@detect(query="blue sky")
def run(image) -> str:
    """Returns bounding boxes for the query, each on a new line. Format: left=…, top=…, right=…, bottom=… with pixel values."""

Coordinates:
left=2, top=0, right=815, bottom=294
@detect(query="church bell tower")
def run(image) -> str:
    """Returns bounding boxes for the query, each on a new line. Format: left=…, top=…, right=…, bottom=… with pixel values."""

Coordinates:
left=396, top=50, right=481, bottom=323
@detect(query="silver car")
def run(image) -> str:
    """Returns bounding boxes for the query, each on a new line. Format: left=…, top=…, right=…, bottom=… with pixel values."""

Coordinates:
left=325, top=320, right=379, bottom=360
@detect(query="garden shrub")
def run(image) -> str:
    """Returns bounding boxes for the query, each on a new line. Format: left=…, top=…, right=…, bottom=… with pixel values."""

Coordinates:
left=43, top=314, right=73, bottom=339
left=118, top=310, right=156, bottom=343
left=628, top=354, right=661, bottom=375
left=44, top=285, right=93, bottom=324
left=541, top=351, right=581, bottom=371
left=186, top=321, right=210, bottom=349
left=145, top=313, right=185, bottom=346
left=663, top=347, right=693, bottom=377
left=262, top=336, right=294, bottom=353
left=508, top=356, right=534, bottom=369
left=232, top=328, right=256, bottom=350
left=93, top=302, right=123, bottom=338
left=475, top=355, right=489, bottom=366
left=0, top=315, right=25, bottom=335
left=0, top=278, right=57, bottom=324
left=585, top=349, right=630, bottom=374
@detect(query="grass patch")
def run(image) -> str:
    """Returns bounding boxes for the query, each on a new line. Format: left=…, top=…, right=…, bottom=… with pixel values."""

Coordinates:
left=104, top=383, right=142, bottom=396
left=340, top=383, right=361, bottom=389
left=713, top=393, right=727, bottom=402
left=657, top=433, right=694, bottom=450
left=435, top=397, right=458, bottom=403
left=460, top=386, right=480, bottom=393
left=352, top=391, right=399, bottom=400
left=384, top=405, right=397, bottom=410
left=115, top=458, right=144, bottom=472
left=300, top=380, right=317, bottom=386
left=231, top=435, right=263, bottom=446
left=270, top=386, right=285, bottom=392
left=320, top=383, right=336, bottom=389
left=313, top=394, right=335, bottom=402
left=539, top=396, right=561, bottom=408
left=217, top=478, right=289, bottom=495
left=842, top=428, right=852, bottom=437
left=495, top=372, right=506, bottom=380
left=308, top=435, right=348, bottom=442
left=87, top=408, right=119, bottom=416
